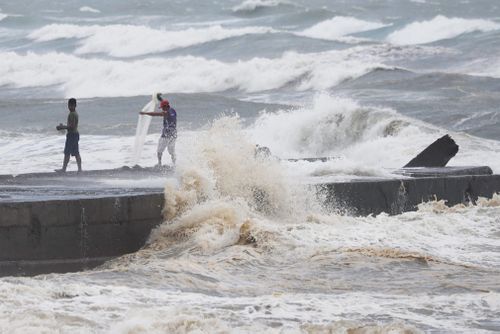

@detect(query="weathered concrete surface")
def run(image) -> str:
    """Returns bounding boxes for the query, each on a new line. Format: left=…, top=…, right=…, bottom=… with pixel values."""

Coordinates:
left=0, top=167, right=167, bottom=203
left=0, top=165, right=173, bottom=182
left=0, top=186, right=163, bottom=203
left=0, top=193, right=164, bottom=276
left=395, top=166, right=492, bottom=177
left=319, top=175, right=500, bottom=216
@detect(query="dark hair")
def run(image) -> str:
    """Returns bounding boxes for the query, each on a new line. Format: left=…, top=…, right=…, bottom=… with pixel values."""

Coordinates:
left=68, top=98, right=77, bottom=106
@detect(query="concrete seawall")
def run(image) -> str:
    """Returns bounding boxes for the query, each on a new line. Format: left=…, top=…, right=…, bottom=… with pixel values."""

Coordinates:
left=320, top=174, right=500, bottom=216
left=1, top=172, right=500, bottom=277
left=0, top=193, right=164, bottom=276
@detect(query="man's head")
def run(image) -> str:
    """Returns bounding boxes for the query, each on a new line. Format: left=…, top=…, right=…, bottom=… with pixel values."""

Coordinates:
left=160, top=99, right=170, bottom=111
left=68, top=98, right=77, bottom=112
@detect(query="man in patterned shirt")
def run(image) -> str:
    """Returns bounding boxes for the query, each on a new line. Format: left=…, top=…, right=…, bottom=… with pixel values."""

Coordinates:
left=140, top=98, right=177, bottom=167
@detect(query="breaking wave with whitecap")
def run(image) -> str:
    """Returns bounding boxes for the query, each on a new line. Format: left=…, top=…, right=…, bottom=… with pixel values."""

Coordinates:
left=28, top=23, right=275, bottom=57
left=387, top=15, right=500, bottom=45
left=0, top=48, right=392, bottom=97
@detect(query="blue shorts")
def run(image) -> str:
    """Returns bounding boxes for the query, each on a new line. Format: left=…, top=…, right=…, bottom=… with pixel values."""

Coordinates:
left=64, top=132, right=80, bottom=156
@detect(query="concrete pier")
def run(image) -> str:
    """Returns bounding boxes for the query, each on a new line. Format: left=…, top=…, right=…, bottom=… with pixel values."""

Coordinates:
left=319, top=174, right=500, bottom=216
left=0, top=193, right=164, bottom=276
left=1, top=167, right=499, bottom=277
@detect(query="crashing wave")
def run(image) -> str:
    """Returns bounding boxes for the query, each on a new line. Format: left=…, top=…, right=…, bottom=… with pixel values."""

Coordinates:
left=79, top=6, right=101, bottom=13
left=250, top=94, right=421, bottom=156
left=387, top=15, right=500, bottom=45
left=28, top=23, right=275, bottom=57
left=0, top=47, right=388, bottom=97
left=232, top=0, right=291, bottom=12
left=297, top=16, right=388, bottom=41
left=147, top=116, right=299, bottom=252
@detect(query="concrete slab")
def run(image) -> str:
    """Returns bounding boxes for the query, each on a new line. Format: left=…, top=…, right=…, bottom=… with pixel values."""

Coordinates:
left=0, top=193, right=164, bottom=276
left=0, top=166, right=169, bottom=202
left=395, top=166, right=493, bottom=177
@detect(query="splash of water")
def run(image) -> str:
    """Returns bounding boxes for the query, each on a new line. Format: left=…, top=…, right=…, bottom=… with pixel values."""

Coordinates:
left=144, top=116, right=321, bottom=254
left=132, top=93, right=159, bottom=165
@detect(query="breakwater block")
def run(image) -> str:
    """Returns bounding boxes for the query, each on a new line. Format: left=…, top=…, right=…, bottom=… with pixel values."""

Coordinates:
left=0, top=193, right=164, bottom=276
left=404, top=134, right=459, bottom=168
left=319, top=174, right=500, bottom=216
left=396, top=166, right=493, bottom=177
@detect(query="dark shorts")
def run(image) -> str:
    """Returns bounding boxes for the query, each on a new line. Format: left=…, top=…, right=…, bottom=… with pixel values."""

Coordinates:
left=64, top=132, right=80, bottom=156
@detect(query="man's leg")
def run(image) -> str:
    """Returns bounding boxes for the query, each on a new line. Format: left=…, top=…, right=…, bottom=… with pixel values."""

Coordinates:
left=157, top=137, right=167, bottom=167
left=61, top=154, right=70, bottom=172
left=60, top=134, right=71, bottom=172
left=75, top=133, right=81, bottom=172
left=157, top=152, right=162, bottom=166
left=76, top=154, right=82, bottom=172
left=167, top=138, right=176, bottom=165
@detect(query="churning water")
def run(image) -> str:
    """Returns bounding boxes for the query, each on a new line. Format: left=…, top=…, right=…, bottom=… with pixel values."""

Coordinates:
left=1, top=0, right=500, bottom=332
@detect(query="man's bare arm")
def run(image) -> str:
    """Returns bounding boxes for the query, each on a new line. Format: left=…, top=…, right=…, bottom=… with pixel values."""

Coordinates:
left=140, top=112, right=165, bottom=116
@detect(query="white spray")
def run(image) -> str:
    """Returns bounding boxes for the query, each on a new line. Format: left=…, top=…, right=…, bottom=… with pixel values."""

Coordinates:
left=132, top=93, right=160, bottom=165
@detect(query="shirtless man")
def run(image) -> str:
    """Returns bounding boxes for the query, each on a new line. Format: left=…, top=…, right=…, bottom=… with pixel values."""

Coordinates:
left=56, top=98, right=82, bottom=173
